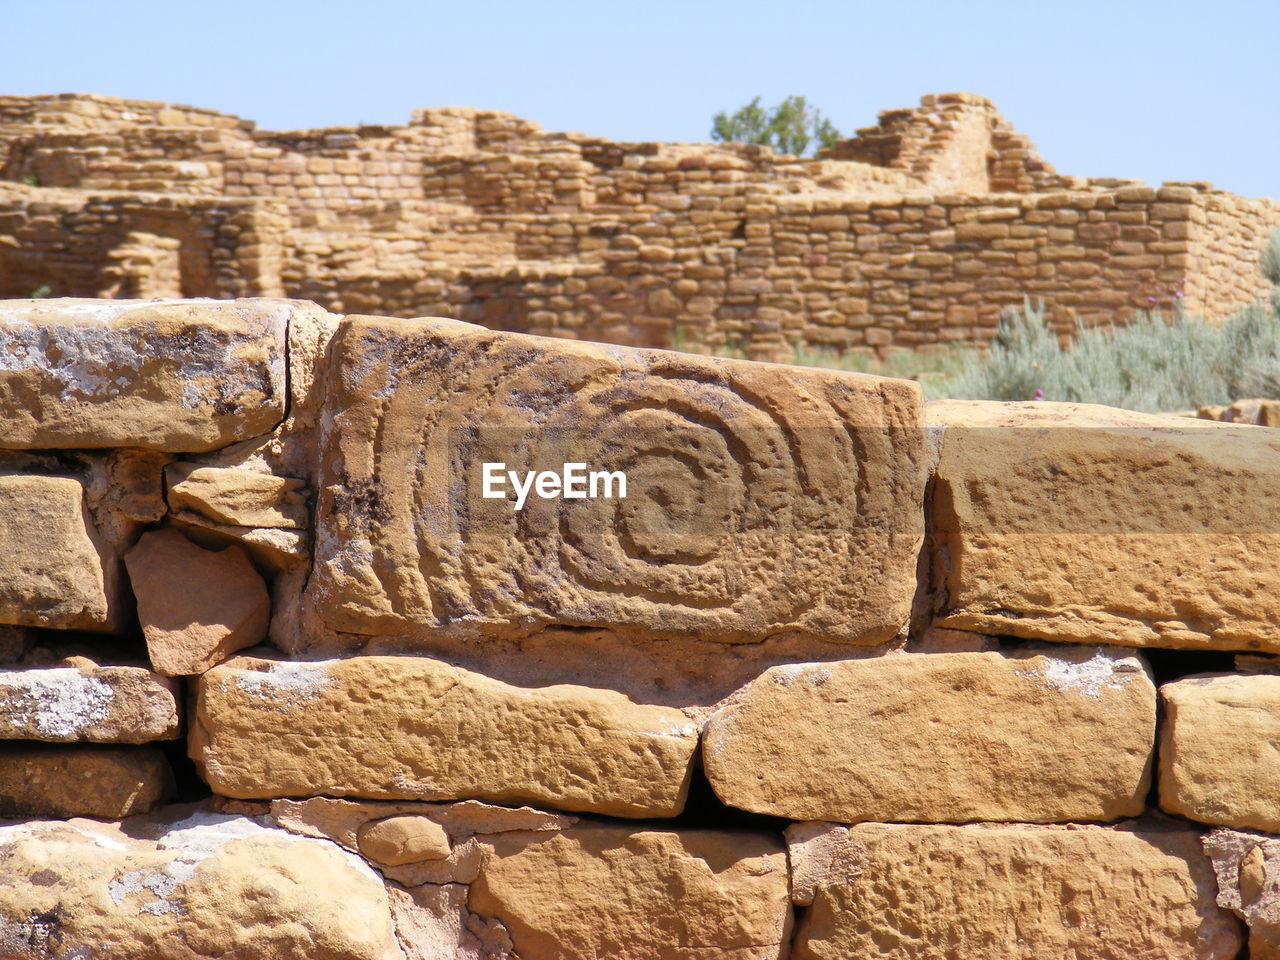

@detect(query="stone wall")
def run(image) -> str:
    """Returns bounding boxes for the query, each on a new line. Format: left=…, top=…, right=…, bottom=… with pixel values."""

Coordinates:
left=4, top=296, right=1280, bottom=957
left=2, top=92, right=1277, bottom=355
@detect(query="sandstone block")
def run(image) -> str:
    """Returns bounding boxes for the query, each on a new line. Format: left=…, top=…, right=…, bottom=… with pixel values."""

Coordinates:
left=0, top=807, right=406, bottom=959
left=124, top=529, right=270, bottom=676
left=165, top=463, right=309, bottom=529
left=358, top=815, right=452, bottom=865
left=787, top=819, right=1242, bottom=959
left=0, top=743, right=173, bottom=818
left=930, top=400, right=1280, bottom=651
left=1203, top=828, right=1280, bottom=959
left=0, top=659, right=179, bottom=742
left=1159, top=674, right=1280, bottom=830
left=0, top=474, right=118, bottom=631
left=192, top=655, right=699, bottom=818
left=470, top=822, right=791, bottom=960
left=703, top=648, right=1155, bottom=823
left=271, top=795, right=574, bottom=889
left=307, top=316, right=924, bottom=646
left=0, top=299, right=289, bottom=451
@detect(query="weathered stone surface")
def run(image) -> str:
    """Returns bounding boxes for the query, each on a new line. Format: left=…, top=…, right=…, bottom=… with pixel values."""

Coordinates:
left=0, top=806, right=407, bottom=959
left=166, top=463, right=309, bottom=529
left=0, top=659, right=179, bottom=742
left=271, top=796, right=574, bottom=889
left=124, top=528, right=269, bottom=676
left=470, top=822, right=792, bottom=960
left=358, top=816, right=452, bottom=865
left=0, top=298, right=288, bottom=451
left=1159, top=674, right=1280, bottom=830
left=0, top=474, right=118, bottom=631
left=192, top=655, right=699, bottom=818
left=0, top=743, right=172, bottom=818
left=307, top=315, right=924, bottom=646
left=787, top=819, right=1242, bottom=960
left=703, top=648, right=1155, bottom=823
left=1203, top=828, right=1280, bottom=960
left=929, top=400, right=1280, bottom=651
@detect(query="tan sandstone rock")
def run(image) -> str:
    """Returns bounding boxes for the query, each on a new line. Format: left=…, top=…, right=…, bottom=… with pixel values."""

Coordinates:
left=166, top=463, right=309, bottom=529
left=0, top=474, right=119, bottom=631
left=358, top=816, right=452, bottom=865
left=703, top=648, right=1155, bottom=823
left=469, top=822, right=792, bottom=960
left=306, top=315, right=924, bottom=646
left=124, top=528, right=269, bottom=676
left=0, top=659, right=179, bottom=742
left=0, top=298, right=288, bottom=451
left=929, top=400, right=1280, bottom=651
left=1159, top=674, right=1280, bottom=830
left=192, top=655, right=699, bottom=818
left=787, top=819, right=1242, bottom=960
left=1203, top=828, right=1280, bottom=960
left=271, top=796, right=575, bottom=889
left=0, top=806, right=407, bottom=959
left=0, top=743, right=173, bottom=818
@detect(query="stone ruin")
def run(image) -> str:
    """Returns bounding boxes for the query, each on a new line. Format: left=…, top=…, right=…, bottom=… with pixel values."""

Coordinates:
left=0, top=296, right=1279, bottom=957
left=1, top=92, right=1278, bottom=358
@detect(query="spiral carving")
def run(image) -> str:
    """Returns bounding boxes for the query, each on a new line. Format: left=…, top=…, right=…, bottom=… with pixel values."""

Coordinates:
left=309, top=316, right=924, bottom=646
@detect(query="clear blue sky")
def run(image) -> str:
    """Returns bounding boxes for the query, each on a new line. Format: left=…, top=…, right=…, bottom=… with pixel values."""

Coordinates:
left=4, top=0, right=1276, bottom=198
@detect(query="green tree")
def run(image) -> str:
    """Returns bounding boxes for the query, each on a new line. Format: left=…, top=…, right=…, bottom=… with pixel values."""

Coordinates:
left=711, top=95, right=842, bottom=157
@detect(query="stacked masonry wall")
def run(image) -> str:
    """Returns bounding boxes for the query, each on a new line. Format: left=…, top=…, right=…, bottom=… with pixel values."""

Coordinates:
left=0, top=92, right=1277, bottom=354
left=0, top=298, right=1276, bottom=957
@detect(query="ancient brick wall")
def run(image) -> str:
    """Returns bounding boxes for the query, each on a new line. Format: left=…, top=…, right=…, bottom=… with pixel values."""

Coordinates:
left=1, top=92, right=1277, bottom=355
left=0, top=184, right=287, bottom=299
left=2, top=297, right=1280, bottom=957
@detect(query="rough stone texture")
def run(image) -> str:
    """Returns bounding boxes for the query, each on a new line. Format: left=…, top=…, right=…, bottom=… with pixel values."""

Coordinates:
left=3, top=94, right=1277, bottom=353
left=929, top=400, right=1280, bottom=652
left=125, top=528, right=270, bottom=676
left=1203, top=828, right=1280, bottom=960
left=1159, top=674, right=1280, bottom=830
left=271, top=796, right=574, bottom=889
left=0, top=474, right=118, bottom=631
left=0, top=299, right=287, bottom=451
left=306, top=315, right=924, bottom=647
left=703, top=648, right=1156, bottom=823
left=0, top=659, right=179, bottom=742
left=192, top=656, right=699, bottom=818
left=166, top=463, right=308, bottom=529
left=0, top=743, right=173, bottom=818
left=470, top=822, right=792, bottom=960
left=0, top=806, right=408, bottom=960
left=358, top=816, right=452, bottom=865
left=786, top=819, right=1242, bottom=960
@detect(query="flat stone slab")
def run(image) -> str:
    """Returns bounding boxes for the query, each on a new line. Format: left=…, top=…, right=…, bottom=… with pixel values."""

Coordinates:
left=929, top=400, right=1280, bottom=652
left=1160, top=674, right=1280, bottom=831
left=703, top=648, right=1156, bottom=823
left=0, top=474, right=118, bottom=631
left=125, top=529, right=270, bottom=676
left=787, top=819, right=1242, bottom=960
left=306, top=315, right=924, bottom=646
left=0, top=806, right=406, bottom=959
left=192, top=655, right=699, bottom=818
left=0, top=298, right=288, bottom=451
left=471, top=822, right=791, bottom=960
left=0, top=743, right=172, bottom=818
left=0, top=659, right=178, bottom=742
